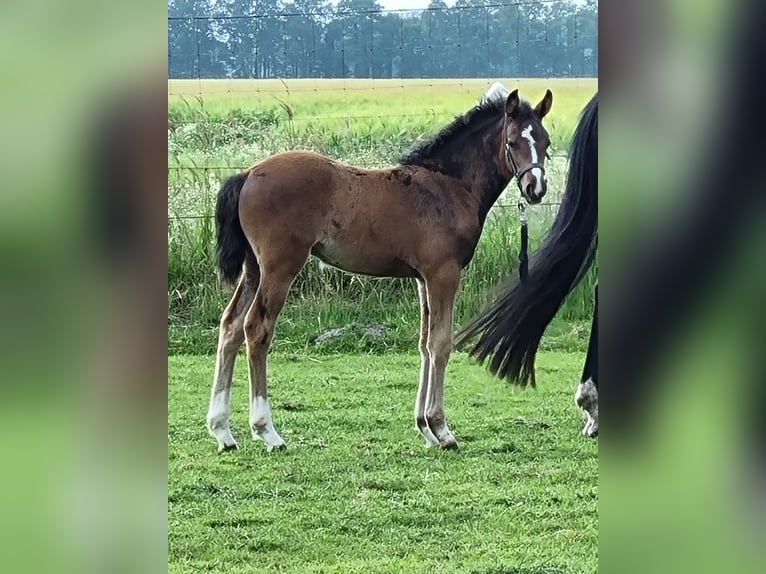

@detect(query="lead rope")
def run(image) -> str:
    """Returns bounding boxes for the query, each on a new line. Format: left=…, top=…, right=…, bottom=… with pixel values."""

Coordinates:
left=518, top=199, right=529, bottom=284
left=518, top=197, right=535, bottom=385
left=506, top=141, right=531, bottom=286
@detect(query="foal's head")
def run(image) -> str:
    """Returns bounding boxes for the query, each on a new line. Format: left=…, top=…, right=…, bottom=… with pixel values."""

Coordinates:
left=502, top=89, right=553, bottom=204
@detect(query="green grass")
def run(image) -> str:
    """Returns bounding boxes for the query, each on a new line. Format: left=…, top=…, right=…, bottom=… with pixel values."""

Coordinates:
left=168, top=78, right=598, bottom=354
left=168, top=79, right=596, bottom=168
left=168, top=351, right=598, bottom=573
left=168, top=202, right=595, bottom=356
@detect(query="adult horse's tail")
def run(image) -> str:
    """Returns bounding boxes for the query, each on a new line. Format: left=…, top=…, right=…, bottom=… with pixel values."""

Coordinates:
left=455, top=92, right=598, bottom=386
left=215, top=171, right=251, bottom=284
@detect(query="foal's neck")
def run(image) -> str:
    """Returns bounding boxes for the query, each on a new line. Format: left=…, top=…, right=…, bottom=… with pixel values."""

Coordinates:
left=458, top=130, right=512, bottom=226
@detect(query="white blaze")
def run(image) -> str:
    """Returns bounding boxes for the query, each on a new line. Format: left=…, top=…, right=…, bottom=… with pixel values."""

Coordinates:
left=250, top=396, right=286, bottom=451
left=521, top=125, right=544, bottom=197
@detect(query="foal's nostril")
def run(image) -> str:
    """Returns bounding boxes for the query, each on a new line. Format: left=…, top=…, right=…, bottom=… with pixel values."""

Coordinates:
left=525, top=182, right=535, bottom=198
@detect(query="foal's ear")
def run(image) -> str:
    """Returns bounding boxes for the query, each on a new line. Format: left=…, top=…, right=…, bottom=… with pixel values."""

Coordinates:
left=534, top=89, right=553, bottom=119
left=505, top=89, right=520, bottom=119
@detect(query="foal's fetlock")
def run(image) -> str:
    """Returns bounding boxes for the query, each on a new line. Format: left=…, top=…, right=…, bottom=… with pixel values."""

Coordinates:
left=250, top=419, right=287, bottom=452
left=415, top=416, right=441, bottom=447
left=207, top=414, right=239, bottom=452
left=426, top=415, right=459, bottom=451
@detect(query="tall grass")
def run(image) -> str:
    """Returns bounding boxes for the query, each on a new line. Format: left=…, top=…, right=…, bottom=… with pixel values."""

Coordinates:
left=168, top=203, right=595, bottom=355
left=168, top=79, right=597, bottom=354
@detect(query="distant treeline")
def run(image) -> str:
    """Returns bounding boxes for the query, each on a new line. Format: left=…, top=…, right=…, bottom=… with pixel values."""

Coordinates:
left=168, top=0, right=598, bottom=79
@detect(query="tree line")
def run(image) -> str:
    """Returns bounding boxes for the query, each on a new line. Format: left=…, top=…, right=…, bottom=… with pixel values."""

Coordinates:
left=168, top=0, right=598, bottom=79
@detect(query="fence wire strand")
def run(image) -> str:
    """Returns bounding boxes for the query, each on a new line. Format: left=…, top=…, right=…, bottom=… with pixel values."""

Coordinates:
left=169, top=2, right=591, bottom=220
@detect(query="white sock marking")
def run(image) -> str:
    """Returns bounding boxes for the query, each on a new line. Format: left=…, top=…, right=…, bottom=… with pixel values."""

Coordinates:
left=207, top=390, right=237, bottom=450
left=419, top=427, right=440, bottom=447
left=250, top=396, right=286, bottom=450
left=521, top=125, right=544, bottom=197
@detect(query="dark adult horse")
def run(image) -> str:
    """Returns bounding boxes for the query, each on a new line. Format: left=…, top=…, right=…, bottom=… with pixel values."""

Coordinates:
left=207, top=85, right=554, bottom=452
left=455, top=92, right=598, bottom=437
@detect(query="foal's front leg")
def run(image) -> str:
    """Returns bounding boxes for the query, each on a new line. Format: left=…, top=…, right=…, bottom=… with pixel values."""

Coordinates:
left=414, top=279, right=440, bottom=447
left=424, top=265, right=461, bottom=450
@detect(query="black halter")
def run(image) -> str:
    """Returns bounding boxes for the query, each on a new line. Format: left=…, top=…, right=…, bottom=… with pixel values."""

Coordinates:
left=505, top=141, right=545, bottom=193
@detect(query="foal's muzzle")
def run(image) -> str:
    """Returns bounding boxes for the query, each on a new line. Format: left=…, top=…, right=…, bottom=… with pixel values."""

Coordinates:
left=521, top=172, right=546, bottom=204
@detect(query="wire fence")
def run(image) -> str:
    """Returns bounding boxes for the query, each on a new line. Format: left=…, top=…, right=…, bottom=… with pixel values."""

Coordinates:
left=168, top=1, right=597, bottom=79
left=169, top=2, right=597, bottom=222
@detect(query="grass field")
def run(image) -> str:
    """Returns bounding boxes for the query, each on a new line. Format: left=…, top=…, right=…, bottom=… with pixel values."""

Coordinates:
left=168, top=78, right=596, bottom=174
left=167, top=78, right=597, bottom=355
left=168, top=351, right=598, bottom=573
left=168, top=78, right=598, bottom=572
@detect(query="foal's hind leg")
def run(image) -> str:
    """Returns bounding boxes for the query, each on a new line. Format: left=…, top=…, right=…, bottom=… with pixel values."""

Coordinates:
left=424, top=264, right=461, bottom=450
left=243, top=253, right=308, bottom=451
left=206, top=264, right=258, bottom=451
left=414, top=279, right=440, bottom=447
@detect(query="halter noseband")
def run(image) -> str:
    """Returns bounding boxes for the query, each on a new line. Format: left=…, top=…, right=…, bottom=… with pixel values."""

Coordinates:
left=505, top=141, right=545, bottom=192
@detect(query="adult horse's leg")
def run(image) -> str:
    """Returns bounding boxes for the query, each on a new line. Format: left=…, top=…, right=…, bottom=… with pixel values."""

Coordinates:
left=206, top=261, right=259, bottom=451
left=243, top=250, right=309, bottom=451
left=575, top=283, right=598, bottom=437
left=415, top=279, right=440, bottom=447
left=424, top=264, right=461, bottom=450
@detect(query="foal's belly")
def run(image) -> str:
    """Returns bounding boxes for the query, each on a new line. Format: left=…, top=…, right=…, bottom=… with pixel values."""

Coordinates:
left=310, top=241, right=418, bottom=278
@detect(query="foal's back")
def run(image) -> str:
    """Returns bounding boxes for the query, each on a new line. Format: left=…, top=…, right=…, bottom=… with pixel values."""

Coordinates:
left=237, top=150, right=481, bottom=278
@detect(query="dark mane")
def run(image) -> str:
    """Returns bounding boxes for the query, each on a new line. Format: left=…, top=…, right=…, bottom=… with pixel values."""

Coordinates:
left=398, top=95, right=534, bottom=171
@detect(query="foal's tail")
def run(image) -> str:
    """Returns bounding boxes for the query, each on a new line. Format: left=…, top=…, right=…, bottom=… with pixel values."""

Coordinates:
left=215, top=170, right=250, bottom=284
left=454, top=92, right=598, bottom=387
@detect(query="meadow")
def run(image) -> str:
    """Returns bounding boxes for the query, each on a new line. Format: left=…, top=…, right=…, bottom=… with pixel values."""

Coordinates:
left=168, top=78, right=598, bottom=572
left=169, top=351, right=598, bottom=573
left=168, top=78, right=598, bottom=354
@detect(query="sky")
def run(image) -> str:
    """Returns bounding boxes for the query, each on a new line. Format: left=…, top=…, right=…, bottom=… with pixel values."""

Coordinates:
left=376, top=0, right=446, bottom=9
left=327, top=1, right=454, bottom=10
left=330, top=1, right=588, bottom=9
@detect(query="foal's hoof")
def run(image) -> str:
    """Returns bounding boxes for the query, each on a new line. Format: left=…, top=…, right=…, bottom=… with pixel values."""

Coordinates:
left=266, top=441, right=287, bottom=453
left=440, top=439, right=460, bottom=452
left=218, top=441, right=239, bottom=453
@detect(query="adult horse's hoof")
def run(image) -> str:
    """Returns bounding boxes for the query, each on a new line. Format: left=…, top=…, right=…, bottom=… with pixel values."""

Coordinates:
left=582, top=420, right=598, bottom=438
left=266, top=441, right=287, bottom=453
left=218, top=441, right=239, bottom=453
